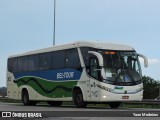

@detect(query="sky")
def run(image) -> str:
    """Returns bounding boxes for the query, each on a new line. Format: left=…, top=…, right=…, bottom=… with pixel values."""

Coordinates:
left=0, top=0, right=160, bottom=87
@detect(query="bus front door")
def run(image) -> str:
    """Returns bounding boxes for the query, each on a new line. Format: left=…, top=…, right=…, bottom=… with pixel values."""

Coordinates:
left=89, top=57, right=100, bottom=101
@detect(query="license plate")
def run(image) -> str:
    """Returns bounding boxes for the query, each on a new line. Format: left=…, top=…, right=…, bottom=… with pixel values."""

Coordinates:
left=122, top=96, right=129, bottom=99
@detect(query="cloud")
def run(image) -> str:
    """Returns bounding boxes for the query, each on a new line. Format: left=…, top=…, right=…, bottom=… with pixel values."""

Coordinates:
left=148, top=58, right=160, bottom=65
left=139, top=58, right=160, bottom=65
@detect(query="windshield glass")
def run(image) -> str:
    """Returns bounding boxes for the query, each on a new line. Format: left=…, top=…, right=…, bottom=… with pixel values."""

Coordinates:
left=102, top=51, right=142, bottom=86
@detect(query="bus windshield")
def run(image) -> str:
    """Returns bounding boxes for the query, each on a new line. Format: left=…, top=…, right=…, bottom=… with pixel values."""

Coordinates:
left=102, top=51, right=142, bottom=86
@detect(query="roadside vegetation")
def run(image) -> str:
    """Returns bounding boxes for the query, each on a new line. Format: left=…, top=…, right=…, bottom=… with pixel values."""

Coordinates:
left=143, top=76, right=160, bottom=99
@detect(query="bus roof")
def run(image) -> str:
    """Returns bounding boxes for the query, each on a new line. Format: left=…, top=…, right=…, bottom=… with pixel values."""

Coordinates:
left=9, top=41, right=135, bottom=58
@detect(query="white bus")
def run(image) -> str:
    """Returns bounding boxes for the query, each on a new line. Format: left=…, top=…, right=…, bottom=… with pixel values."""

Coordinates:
left=7, top=41, right=148, bottom=108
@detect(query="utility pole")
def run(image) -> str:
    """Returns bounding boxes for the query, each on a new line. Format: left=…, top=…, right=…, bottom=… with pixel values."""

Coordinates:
left=53, top=0, right=56, bottom=46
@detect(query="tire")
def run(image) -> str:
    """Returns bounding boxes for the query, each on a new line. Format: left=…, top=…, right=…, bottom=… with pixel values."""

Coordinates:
left=74, top=90, right=87, bottom=108
left=22, top=90, right=36, bottom=106
left=48, top=101, right=62, bottom=106
left=109, top=102, right=121, bottom=108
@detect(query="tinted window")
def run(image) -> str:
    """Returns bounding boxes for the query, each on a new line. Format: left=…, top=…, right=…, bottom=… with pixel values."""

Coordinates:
left=80, top=47, right=94, bottom=67
left=89, top=57, right=101, bottom=81
left=90, top=57, right=99, bottom=79
left=28, top=54, right=39, bottom=71
left=52, top=50, right=65, bottom=69
left=8, top=58, right=17, bottom=72
left=39, top=53, right=51, bottom=70
left=65, top=48, right=80, bottom=67
left=17, top=56, right=28, bottom=72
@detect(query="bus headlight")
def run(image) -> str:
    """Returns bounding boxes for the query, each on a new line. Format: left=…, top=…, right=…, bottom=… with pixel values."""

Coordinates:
left=103, top=95, right=107, bottom=98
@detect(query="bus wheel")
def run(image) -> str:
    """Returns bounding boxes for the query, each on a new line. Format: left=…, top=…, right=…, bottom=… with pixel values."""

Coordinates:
left=22, top=90, right=30, bottom=105
left=48, top=101, right=62, bottom=106
left=74, top=90, right=87, bottom=108
left=22, top=90, right=36, bottom=106
left=108, top=102, right=121, bottom=108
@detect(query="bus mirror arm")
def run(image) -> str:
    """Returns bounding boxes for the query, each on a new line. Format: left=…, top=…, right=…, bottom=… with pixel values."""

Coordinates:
left=88, top=51, right=106, bottom=80
left=88, top=51, right=104, bottom=66
left=138, top=54, right=148, bottom=68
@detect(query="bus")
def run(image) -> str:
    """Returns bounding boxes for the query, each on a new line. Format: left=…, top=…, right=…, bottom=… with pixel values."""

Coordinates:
left=7, top=41, right=148, bottom=108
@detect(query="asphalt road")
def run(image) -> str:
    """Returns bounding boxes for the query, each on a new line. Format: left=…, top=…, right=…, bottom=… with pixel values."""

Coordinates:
left=0, top=103, right=160, bottom=120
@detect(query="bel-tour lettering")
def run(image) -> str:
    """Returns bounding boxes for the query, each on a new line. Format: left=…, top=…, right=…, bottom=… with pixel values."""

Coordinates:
left=57, top=72, right=74, bottom=79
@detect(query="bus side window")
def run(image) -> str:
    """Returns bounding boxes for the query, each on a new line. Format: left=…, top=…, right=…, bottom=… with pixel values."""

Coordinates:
left=8, top=58, right=18, bottom=73
left=52, top=50, right=65, bottom=69
left=80, top=47, right=95, bottom=68
left=89, top=57, right=101, bottom=81
left=39, top=53, right=51, bottom=70
left=28, top=54, right=39, bottom=71
left=17, top=56, right=28, bottom=72
left=65, top=48, right=81, bottom=68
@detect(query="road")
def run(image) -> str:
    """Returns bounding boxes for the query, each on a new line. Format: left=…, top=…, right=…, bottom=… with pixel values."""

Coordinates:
left=0, top=103, right=160, bottom=120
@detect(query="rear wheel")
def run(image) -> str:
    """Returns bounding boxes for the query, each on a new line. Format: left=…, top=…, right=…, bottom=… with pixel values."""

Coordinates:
left=74, top=90, right=87, bottom=108
left=22, top=90, right=36, bottom=106
left=48, top=101, right=63, bottom=106
left=109, top=102, right=121, bottom=108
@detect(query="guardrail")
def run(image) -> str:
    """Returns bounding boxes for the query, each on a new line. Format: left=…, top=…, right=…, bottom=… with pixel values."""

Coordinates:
left=0, top=97, right=9, bottom=102
left=0, top=96, right=8, bottom=98
left=0, top=97, right=160, bottom=108
left=123, top=99, right=160, bottom=108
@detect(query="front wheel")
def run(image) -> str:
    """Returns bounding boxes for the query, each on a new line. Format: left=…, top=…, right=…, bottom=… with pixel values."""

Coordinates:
left=74, top=90, right=87, bottom=108
left=108, top=102, right=121, bottom=108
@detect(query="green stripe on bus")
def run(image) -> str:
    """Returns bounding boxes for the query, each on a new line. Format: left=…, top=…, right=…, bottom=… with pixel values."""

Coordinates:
left=14, top=77, right=78, bottom=98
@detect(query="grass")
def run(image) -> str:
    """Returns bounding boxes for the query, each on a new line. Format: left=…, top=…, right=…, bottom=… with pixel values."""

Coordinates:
left=0, top=98, right=21, bottom=103
left=122, top=103, right=160, bottom=109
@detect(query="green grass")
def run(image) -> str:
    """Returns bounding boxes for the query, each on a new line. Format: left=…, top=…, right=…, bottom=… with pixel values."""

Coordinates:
left=0, top=98, right=21, bottom=103
left=122, top=103, right=160, bottom=109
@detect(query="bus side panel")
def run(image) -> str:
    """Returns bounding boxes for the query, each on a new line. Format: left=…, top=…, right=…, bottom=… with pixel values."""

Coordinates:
left=19, top=85, right=73, bottom=101
left=7, top=72, right=20, bottom=100
left=76, top=69, right=91, bottom=101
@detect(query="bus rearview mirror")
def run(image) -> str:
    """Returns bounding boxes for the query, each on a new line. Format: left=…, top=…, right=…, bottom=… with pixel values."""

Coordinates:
left=138, top=54, right=148, bottom=68
left=88, top=51, right=104, bottom=66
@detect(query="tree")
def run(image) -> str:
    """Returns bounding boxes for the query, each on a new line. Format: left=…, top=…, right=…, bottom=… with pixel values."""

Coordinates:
left=0, top=87, right=7, bottom=97
left=143, top=76, right=160, bottom=99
